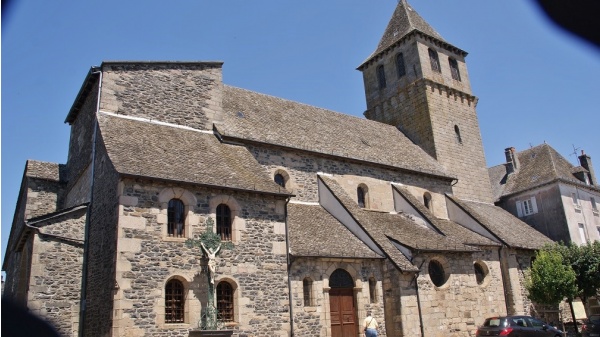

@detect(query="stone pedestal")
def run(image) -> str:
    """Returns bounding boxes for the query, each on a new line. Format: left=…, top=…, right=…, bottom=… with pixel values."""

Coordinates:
left=189, top=329, right=234, bottom=337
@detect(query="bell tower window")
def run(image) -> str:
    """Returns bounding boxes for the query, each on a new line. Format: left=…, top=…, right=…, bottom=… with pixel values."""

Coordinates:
left=449, top=58, right=461, bottom=81
left=376, top=65, right=386, bottom=89
left=396, top=53, right=406, bottom=78
left=428, top=48, right=441, bottom=73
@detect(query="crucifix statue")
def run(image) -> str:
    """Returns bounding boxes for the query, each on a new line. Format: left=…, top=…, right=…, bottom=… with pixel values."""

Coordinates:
left=200, top=242, right=221, bottom=285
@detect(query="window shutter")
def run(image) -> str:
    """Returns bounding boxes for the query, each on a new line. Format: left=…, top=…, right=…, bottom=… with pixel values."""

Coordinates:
left=530, top=197, right=538, bottom=213
left=516, top=201, right=523, bottom=217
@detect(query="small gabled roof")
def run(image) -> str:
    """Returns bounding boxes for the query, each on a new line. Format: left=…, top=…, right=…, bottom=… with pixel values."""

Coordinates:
left=319, top=176, right=477, bottom=272
left=287, top=203, right=382, bottom=259
left=98, top=113, right=290, bottom=196
left=488, top=143, right=600, bottom=200
left=392, top=185, right=500, bottom=247
left=447, top=195, right=553, bottom=250
left=218, top=85, right=452, bottom=180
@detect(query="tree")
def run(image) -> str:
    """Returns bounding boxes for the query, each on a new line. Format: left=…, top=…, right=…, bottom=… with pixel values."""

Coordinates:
left=525, top=246, right=578, bottom=305
left=558, top=241, right=600, bottom=304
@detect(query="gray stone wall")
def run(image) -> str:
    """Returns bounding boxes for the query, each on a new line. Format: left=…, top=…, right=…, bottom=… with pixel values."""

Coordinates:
left=82, top=139, right=121, bottom=337
left=113, top=178, right=290, bottom=337
left=28, top=208, right=86, bottom=337
left=246, top=144, right=453, bottom=205
left=100, top=62, right=223, bottom=131
left=401, top=250, right=506, bottom=337
left=66, top=80, right=98, bottom=196
left=289, top=258, right=387, bottom=337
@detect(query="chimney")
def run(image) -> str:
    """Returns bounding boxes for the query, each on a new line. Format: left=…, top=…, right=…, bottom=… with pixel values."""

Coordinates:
left=578, top=150, right=598, bottom=185
left=504, top=147, right=519, bottom=174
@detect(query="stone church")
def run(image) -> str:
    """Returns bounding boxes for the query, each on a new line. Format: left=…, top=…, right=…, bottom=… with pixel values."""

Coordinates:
left=3, top=1, right=556, bottom=337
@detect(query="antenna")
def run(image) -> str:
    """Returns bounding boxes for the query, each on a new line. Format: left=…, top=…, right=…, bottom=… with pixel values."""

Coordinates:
left=570, top=144, right=581, bottom=158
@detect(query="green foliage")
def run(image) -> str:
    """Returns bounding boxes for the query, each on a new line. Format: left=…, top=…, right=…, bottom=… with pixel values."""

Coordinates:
left=525, top=246, right=577, bottom=305
left=185, top=217, right=234, bottom=253
left=558, top=241, right=600, bottom=302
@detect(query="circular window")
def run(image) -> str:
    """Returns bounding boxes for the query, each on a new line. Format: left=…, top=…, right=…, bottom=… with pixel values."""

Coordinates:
left=428, top=260, right=446, bottom=287
left=474, top=262, right=486, bottom=285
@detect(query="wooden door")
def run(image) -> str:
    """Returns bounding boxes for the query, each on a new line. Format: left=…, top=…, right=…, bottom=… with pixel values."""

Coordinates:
left=330, top=288, right=356, bottom=337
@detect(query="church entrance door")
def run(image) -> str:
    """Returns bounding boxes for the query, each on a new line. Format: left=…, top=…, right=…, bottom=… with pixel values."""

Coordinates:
left=329, top=269, right=356, bottom=337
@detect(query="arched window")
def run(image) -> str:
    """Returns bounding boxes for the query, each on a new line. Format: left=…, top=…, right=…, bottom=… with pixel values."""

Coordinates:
left=274, top=173, right=285, bottom=188
left=428, top=260, right=446, bottom=287
left=216, top=204, right=232, bottom=241
left=369, top=277, right=377, bottom=303
left=357, top=187, right=366, bottom=208
left=454, top=125, right=462, bottom=144
left=474, top=262, right=487, bottom=285
left=376, top=65, right=386, bottom=89
left=428, top=48, right=440, bottom=73
left=165, top=279, right=185, bottom=323
left=303, top=278, right=313, bottom=306
left=168, top=199, right=185, bottom=237
left=217, top=282, right=234, bottom=322
left=449, top=58, right=461, bottom=81
left=330, top=269, right=354, bottom=288
left=423, top=192, right=432, bottom=210
left=396, top=53, right=406, bottom=78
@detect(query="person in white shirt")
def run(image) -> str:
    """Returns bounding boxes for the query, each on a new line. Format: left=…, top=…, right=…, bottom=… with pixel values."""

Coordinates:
left=363, top=311, right=379, bottom=337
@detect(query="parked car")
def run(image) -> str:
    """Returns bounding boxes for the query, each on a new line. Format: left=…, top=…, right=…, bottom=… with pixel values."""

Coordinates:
left=582, top=315, right=600, bottom=337
left=476, top=316, right=564, bottom=337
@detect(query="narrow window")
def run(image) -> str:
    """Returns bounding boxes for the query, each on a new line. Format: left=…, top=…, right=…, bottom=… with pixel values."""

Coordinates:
left=217, top=282, right=234, bottom=322
left=449, top=58, right=461, bottom=81
left=428, top=48, right=440, bottom=73
left=274, top=173, right=285, bottom=188
left=376, top=65, right=386, bottom=89
left=168, top=199, right=185, bottom=237
left=357, top=185, right=368, bottom=208
left=578, top=223, right=588, bottom=243
left=428, top=260, right=446, bottom=287
left=591, top=197, right=598, bottom=211
left=165, top=279, right=185, bottom=323
left=423, top=192, right=432, bottom=210
left=369, top=277, right=377, bottom=303
left=396, top=53, right=406, bottom=78
left=474, top=262, right=486, bottom=285
left=454, top=125, right=462, bottom=144
left=303, top=278, right=313, bottom=306
left=216, top=204, right=232, bottom=241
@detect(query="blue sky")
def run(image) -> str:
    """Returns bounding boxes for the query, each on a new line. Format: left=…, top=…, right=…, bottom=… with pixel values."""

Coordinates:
left=2, top=0, right=599, bottom=263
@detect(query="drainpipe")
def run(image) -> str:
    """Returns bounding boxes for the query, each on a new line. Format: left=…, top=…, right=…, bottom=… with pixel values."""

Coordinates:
left=498, top=246, right=510, bottom=315
left=78, top=66, right=102, bottom=337
left=284, top=197, right=294, bottom=336
left=413, top=271, right=425, bottom=337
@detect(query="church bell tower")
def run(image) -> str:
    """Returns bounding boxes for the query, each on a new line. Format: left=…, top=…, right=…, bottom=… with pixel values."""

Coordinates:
left=358, top=0, right=494, bottom=203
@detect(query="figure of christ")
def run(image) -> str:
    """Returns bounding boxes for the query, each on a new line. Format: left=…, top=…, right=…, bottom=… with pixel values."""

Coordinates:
left=200, top=242, right=221, bottom=284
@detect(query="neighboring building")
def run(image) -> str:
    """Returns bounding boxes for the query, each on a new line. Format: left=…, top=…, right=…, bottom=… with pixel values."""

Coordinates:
left=489, top=144, right=600, bottom=316
left=489, top=144, right=600, bottom=245
left=3, top=2, right=556, bottom=337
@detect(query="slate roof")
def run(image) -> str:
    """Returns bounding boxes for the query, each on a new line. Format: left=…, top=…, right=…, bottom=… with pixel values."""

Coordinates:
left=287, top=203, right=382, bottom=259
left=319, top=175, right=478, bottom=272
left=447, top=196, right=553, bottom=250
left=25, top=160, right=64, bottom=182
left=218, top=85, right=451, bottom=180
left=392, top=185, right=500, bottom=247
left=98, top=113, right=290, bottom=196
left=358, top=0, right=465, bottom=69
left=488, top=144, right=599, bottom=200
